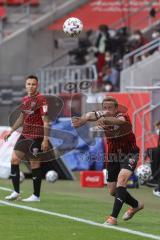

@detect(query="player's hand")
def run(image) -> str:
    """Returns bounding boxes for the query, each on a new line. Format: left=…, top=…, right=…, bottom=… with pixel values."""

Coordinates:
left=41, top=139, right=49, bottom=152
left=72, top=117, right=86, bottom=128
left=97, top=117, right=106, bottom=129
left=3, top=130, right=12, bottom=141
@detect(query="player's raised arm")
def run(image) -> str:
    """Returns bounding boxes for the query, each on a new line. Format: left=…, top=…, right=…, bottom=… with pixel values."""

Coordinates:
left=72, top=111, right=99, bottom=128
left=4, top=113, right=24, bottom=141
left=98, top=116, right=128, bottom=126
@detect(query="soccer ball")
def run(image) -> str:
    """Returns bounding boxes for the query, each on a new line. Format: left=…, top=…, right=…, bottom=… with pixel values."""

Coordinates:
left=63, top=17, right=83, bottom=37
left=45, top=170, right=58, bottom=183
left=136, top=164, right=152, bottom=184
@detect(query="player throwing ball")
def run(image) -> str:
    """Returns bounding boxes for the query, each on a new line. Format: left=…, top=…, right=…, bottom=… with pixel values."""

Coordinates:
left=72, top=96, right=144, bottom=225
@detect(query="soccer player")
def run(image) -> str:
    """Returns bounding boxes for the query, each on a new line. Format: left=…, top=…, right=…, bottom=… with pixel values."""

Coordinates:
left=4, top=75, right=50, bottom=202
left=72, top=96, right=144, bottom=225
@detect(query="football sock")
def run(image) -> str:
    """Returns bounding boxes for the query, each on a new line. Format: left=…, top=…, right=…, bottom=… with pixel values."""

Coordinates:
left=32, top=168, right=41, bottom=197
left=125, top=191, right=138, bottom=208
left=111, top=186, right=127, bottom=218
left=11, top=164, right=20, bottom=193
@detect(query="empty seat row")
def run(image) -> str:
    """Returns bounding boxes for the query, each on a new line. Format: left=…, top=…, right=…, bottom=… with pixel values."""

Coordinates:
left=0, top=0, right=39, bottom=6
left=0, top=6, right=7, bottom=19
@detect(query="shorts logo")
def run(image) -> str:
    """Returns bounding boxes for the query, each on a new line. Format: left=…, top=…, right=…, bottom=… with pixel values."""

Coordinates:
left=32, top=148, right=39, bottom=156
left=43, top=105, right=48, bottom=113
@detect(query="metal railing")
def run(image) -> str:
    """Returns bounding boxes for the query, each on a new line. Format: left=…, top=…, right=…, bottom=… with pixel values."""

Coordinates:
left=126, top=84, right=160, bottom=163
left=125, top=85, right=160, bottom=91
left=132, top=102, right=150, bottom=133
left=0, top=2, right=32, bottom=42
left=134, top=40, right=160, bottom=63
left=9, top=3, right=31, bottom=25
left=37, top=64, right=97, bottom=95
left=0, top=1, right=56, bottom=43
left=123, top=37, right=160, bottom=68
left=41, top=50, right=70, bottom=69
left=141, top=103, right=160, bottom=162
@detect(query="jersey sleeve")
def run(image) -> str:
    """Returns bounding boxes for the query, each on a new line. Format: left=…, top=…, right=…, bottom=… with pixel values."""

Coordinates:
left=39, top=95, right=48, bottom=116
left=116, top=112, right=126, bottom=121
left=20, top=97, right=25, bottom=113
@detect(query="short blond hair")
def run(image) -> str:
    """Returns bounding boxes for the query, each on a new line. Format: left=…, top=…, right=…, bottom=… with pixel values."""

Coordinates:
left=102, top=96, right=118, bottom=108
left=155, top=121, right=160, bottom=127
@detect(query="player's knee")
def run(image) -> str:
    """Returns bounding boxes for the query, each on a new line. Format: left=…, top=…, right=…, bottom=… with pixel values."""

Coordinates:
left=11, top=157, right=20, bottom=165
left=11, top=151, right=22, bottom=165
left=110, top=191, right=116, bottom=197
left=30, top=160, right=40, bottom=169
left=108, top=188, right=116, bottom=196
left=117, top=176, right=128, bottom=187
left=11, top=154, right=21, bottom=165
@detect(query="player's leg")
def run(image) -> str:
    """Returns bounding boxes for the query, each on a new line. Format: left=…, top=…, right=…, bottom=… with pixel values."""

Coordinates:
left=107, top=162, right=120, bottom=196
left=119, top=153, right=144, bottom=221
left=5, top=150, right=24, bottom=200
left=22, top=138, right=42, bottom=202
left=121, top=170, right=144, bottom=221
left=104, top=162, right=119, bottom=225
left=22, top=158, right=41, bottom=202
left=107, top=182, right=117, bottom=196
left=111, top=168, right=135, bottom=218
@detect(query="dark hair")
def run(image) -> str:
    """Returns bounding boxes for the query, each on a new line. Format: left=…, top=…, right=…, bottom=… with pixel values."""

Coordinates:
left=26, top=75, right=38, bottom=82
left=102, top=96, right=118, bottom=108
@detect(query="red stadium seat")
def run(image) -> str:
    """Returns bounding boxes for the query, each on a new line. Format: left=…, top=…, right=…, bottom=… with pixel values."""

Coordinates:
left=24, top=0, right=39, bottom=6
left=0, top=0, right=5, bottom=5
left=0, top=0, right=39, bottom=6
left=0, top=6, right=7, bottom=19
left=7, top=0, right=23, bottom=5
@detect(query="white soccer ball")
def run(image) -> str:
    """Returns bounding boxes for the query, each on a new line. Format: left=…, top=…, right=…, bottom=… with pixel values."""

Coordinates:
left=136, top=164, right=152, bottom=184
left=45, top=170, right=58, bottom=183
left=63, top=17, right=83, bottom=37
left=20, top=171, right=25, bottom=183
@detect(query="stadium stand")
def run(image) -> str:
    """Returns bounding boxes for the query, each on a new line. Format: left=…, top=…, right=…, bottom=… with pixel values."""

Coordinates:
left=48, top=0, right=160, bottom=31
left=0, top=0, right=39, bottom=6
left=0, top=6, right=6, bottom=19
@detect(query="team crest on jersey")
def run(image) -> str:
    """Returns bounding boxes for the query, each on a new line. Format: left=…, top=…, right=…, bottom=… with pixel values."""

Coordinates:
left=43, top=105, right=48, bottom=113
left=129, top=158, right=135, bottom=166
left=31, top=101, right=36, bottom=109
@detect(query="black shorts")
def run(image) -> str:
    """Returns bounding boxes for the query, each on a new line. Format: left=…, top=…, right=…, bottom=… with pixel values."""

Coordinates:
left=107, top=150, right=139, bottom=182
left=14, top=135, right=55, bottom=162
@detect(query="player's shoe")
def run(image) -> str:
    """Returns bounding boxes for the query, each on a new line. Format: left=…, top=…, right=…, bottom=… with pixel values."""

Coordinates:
left=122, top=202, right=144, bottom=221
left=103, top=216, right=117, bottom=226
left=153, top=188, right=160, bottom=197
left=22, top=194, right=40, bottom=202
left=5, top=191, right=21, bottom=201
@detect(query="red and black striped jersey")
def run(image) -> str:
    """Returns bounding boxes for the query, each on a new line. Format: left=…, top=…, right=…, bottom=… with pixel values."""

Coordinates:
left=20, top=92, right=48, bottom=139
left=105, top=112, right=139, bottom=155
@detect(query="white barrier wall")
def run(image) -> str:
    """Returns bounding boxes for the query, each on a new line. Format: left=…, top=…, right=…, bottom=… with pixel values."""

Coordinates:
left=121, top=51, right=160, bottom=91
left=0, top=127, right=20, bottom=179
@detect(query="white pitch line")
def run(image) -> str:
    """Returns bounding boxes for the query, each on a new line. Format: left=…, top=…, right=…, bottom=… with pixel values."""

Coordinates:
left=0, top=200, right=160, bottom=240
left=0, top=186, right=23, bottom=193
left=0, top=186, right=13, bottom=192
